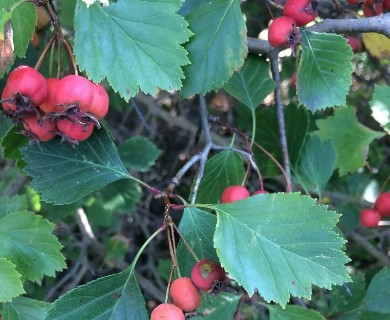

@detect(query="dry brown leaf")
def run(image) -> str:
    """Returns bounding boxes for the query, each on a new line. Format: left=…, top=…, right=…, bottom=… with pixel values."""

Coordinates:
left=362, top=33, right=390, bottom=59
left=0, top=20, right=14, bottom=74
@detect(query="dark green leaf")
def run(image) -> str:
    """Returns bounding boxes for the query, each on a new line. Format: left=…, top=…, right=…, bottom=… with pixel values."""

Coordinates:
left=176, top=208, right=218, bottom=277
left=0, top=258, right=24, bottom=302
left=363, top=268, right=390, bottom=314
left=269, top=305, right=325, bottom=320
left=21, top=127, right=132, bottom=204
left=0, top=195, right=28, bottom=217
left=118, top=135, right=162, bottom=172
left=315, top=107, right=383, bottom=176
left=3, top=296, right=50, bottom=320
left=298, top=30, right=353, bottom=111
left=193, top=292, right=241, bottom=320
left=213, top=193, right=350, bottom=306
left=370, top=84, right=390, bottom=133
left=195, top=150, right=245, bottom=204
left=1, top=126, right=28, bottom=169
left=74, top=0, right=191, bottom=100
left=182, top=0, right=247, bottom=97
left=253, top=105, right=309, bottom=177
left=46, top=270, right=148, bottom=320
left=294, top=135, right=336, bottom=196
left=224, top=55, right=275, bottom=110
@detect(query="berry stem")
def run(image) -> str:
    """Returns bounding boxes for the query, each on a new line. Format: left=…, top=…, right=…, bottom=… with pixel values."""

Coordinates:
left=34, top=32, right=56, bottom=71
left=172, top=223, right=200, bottom=263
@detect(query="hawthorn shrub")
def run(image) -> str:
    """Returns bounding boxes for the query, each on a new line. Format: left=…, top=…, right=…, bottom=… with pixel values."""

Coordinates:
left=0, top=0, right=390, bottom=319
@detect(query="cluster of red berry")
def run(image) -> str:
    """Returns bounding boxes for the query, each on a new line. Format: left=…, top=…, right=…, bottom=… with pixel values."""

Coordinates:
left=221, top=185, right=268, bottom=203
left=347, top=0, right=390, bottom=17
left=151, top=259, right=226, bottom=319
left=1, top=65, right=109, bottom=144
left=268, top=0, right=317, bottom=48
left=360, top=192, right=390, bottom=227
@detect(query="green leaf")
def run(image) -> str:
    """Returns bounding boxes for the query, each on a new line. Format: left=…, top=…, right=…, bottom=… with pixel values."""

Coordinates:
left=363, top=268, right=390, bottom=314
left=224, top=55, right=275, bottom=110
left=193, top=292, right=241, bottom=320
left=269, top=305, right=325, bottom=320
left=195, top=150, right=245, bottom=204
left=253, top=105, right=309, bottom=177
left=294, top=135, right=336, bottom=196
left=0, top=258, right=24, bottom=302
left=118, top=135, right=162, bottom=172
left=328, top=274, right=366, bottom=317
left=176, top=208, right=218, bottom=276
left=315, top=107, right=384, bottom=176
left=46, top=270, right=148, bottom=320
left=370, top=85, right=390, bottom=133
left=181, top=0, right=248, bottom=97
left=21, top=127, right=132, bottom=204
left=3, top=296, right=50, bottom=320
left=74, top=0, right=191, bottom=101
left=0, top=118, right=13, bottom=139
left=298, top=30, right=353, bottom=111
left=0, top=195, right=28, bottom=217
left=212, top=193, right=350, bottom=306
left=0, top=211, right=66, bottom=283
left=1, top=125, right=28, bottom=170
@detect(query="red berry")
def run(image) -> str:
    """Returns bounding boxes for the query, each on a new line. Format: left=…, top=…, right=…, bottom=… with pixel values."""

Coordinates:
left=284, top=0, right=317, bottom=26
left=363, top=0, right=383, bottom=16
left=253, top=190, right=268, bottom=195
left=57, top=119, right=94, bottom=142
left=150, top=303, right=184, bottom=320
left=359, top=208, right=381, bottom=227
left=170, top=277, right=201, bottom=312
left=347, top=36, right=362, bottom=53
left=384, top=0, right=390, bottom=10
left=40, top=78, right=63, bottom=113
left=1, top=65, right=47, bottom=111
left=55, top=75, right=94, bottom=113
left=374, top=192, right=390, bottom=216
left=23, top=113, right=57, bottom=142
left=89, top=83, right=109, bottom=119
left=347, top=0, right=360, bottom=4
left=221, top=185, right=250, bottom=203
left=191, top=259, right=226, bottom=292
left=268, top=16, right=297, bottom=48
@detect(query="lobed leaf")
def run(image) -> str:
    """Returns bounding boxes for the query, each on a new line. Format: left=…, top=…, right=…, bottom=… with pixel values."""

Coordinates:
left=0, top=258, right=24, bottom=302
left=3, top=296, right=50, bottom=320
left=370, top=84, right=390, bottom=134
left=268, top=305, right=325, bottom=320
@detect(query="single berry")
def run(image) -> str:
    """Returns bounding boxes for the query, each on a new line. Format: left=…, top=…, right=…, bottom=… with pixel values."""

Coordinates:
left=253, top=189, right=268, bottom=195
left=57, top=119, right=94, bottom=142
left=89, top=83, right=109, bottom=119
left=284, top=0, right=317, bottom=26
left=150, top=303, right=185, bottom=320
left=347, top=36, right=362, bottom=53
left=1, top=65, right=47, bottom=112
left=55, top=75, right=95, bottom=113
left=23, top=113, right=57, bottom=142
left=35, top=5, right=50, bottom=31
left=30, top=32, right=39, bottom=47
left=384, top=0, right=390, bottom=10
left=374, top=192, right=390, bottom=216
left=359, top=208, right=381, bottom=227
left=363, top=0, right=383, bottom=16
left=170, top=277, right=201, bottom=312
left=221, top=185, right=250, bottom=203
left=40, top=78, right=63, bottom=113
left=268, top=16, right=297, bottom=48
left=191, top=259, right=226, bottom=292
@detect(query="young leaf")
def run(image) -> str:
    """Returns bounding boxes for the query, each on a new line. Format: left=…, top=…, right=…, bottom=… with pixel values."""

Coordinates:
left=268, top=305, right=325, bottom=320
left=370, top=84, right=390, bottom=133
left=3, top=296, right=50, bottom=320
left=195, top=150, right=245, bottom=204
left=0, top=211, right=66, bottom=283
left=46, top=270, right=148, bottom=320
left=0, top=258, right=24, bottom=302
left=298, top=30, right=353, bottom=111
left=181, top=0, right=248, bottom=97
left=74, top=0, right=191, bottom=101
left=254, top=105, right=309, bottom=177
left=118, top=135, right=162, bottom=172
left=212, top=193, right=350, bottom=306
left=224, top=55, right=275, bottom=111
left=21, top=127, right=133, bottom=204
left=363, top=268, right=390, bottom=314
left=294, top=135, right=336, bottom=197
left=176, top=208, right=218, bottom=276
left=315, top=107, right=384, bottom=176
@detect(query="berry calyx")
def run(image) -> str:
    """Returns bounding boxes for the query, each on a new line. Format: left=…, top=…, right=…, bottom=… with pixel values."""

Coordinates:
left=221, top=185, right=250, bottom=203
left=22, top=113, right=57, bottom=142
left=359, top=208, right=381, bottom=227
left=191, top=259, right=226, bottom=292
left=374, top=192, right=390, bottom=216
left=89, top=83, right=109, bottom=119
left=170, top=277, right=201, bottom=312
left=268, top=16, right=298, bottom=48
left=150, top=303, right=185, bottom=320
left=55, top=75, right=95, bottom=113
left=40, top=78, right=63, bottom=113
left=283, top=0, right=317, bottom=26
left=57, top=119, right=95, bottom=142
